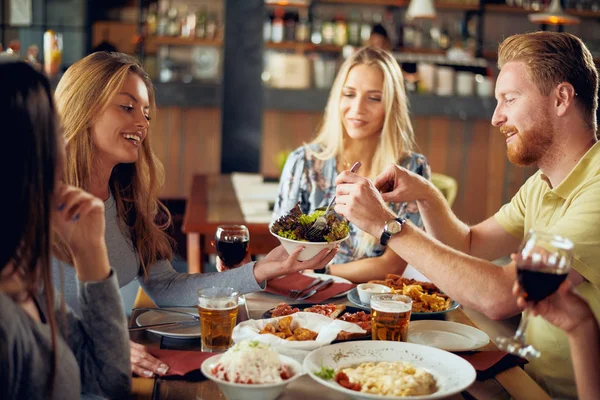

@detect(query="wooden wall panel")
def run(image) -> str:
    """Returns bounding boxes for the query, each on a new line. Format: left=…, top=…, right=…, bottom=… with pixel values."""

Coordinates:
left=152, top=107, right=221, bottom=198
left=261, top=111, right=322, bottom=178
left=260, top=110, right=537, bottom=225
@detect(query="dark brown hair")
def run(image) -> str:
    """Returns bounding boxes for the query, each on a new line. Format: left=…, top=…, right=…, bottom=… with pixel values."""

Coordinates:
left=0, top=60, right=59, bottom=393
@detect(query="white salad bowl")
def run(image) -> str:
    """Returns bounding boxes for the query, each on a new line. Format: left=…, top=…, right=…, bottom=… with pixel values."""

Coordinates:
left=270, top=230, right=349, bottom=261
left=201, top=353, right=304, bottom=400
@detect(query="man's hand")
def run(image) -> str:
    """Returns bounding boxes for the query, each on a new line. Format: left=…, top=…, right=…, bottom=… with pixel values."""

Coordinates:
left=514, top=280, right=594, bottom=334
left=334, top=170, right=396, bottom=238
left=374, top=164, right=432, bottom=203
left=253, top=245, right=338, bottom=282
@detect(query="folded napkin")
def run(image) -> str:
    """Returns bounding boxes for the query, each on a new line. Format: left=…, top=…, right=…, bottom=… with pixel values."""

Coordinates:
left=458, top=351, right=528, bottom=380
left=147, top=348, right=216, bottom=377
left=266, top=272, right=355, bottom=303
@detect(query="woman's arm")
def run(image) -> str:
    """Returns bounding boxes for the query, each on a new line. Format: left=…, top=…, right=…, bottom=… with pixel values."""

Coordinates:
left=329, top=247, right=407, bottom=283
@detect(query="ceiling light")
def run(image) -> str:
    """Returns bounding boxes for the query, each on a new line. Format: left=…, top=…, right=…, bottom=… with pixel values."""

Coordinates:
left=528, top=0, right=580, bottom=25
left=406, top=0, right=436, bottom=20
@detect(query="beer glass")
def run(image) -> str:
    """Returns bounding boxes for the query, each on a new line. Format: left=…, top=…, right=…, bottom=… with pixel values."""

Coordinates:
left=198, top=287, right=239, bottom=352
left=496, top=230, right=573, bottom=359
left=370, top=293, right=413, bottom=342
left=215, top=225, right=250, bottom=270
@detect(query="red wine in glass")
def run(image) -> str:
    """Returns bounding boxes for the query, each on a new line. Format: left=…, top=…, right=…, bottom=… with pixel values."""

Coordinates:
left=215, top=225, right=250, bottom=270
left=517, top=264, right=568, bottom=302
left=216, top=238, right=249, bottom=268
left=496, top=230, right=573, bottom=359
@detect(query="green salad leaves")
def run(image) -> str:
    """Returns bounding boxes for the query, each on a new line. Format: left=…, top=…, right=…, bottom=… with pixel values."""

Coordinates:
left=271, top=204, right=349, bottom=243
left=314, top=366, right=335, bottom=380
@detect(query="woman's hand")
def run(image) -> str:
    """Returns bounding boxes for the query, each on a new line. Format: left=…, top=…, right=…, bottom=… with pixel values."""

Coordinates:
left=253, top=245, right=338, bottom=282
left=53, top=184, right=110, bottom=281
left=334, top=171, right=395, bottom=238
left=52, top=183, right=106, bottom=254
left=374, top=164, right=432, bottom=203
left=130, top=340, right=169, bottom=378
left=514, top=280, right=594, bottom=334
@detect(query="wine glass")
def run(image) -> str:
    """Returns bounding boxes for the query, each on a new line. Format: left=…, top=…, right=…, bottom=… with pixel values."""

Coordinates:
left=214, top=225, right=250, bottom=323
left=496, top=229, right=573, bottom=359
left=214, top=225, right=250, bottom=271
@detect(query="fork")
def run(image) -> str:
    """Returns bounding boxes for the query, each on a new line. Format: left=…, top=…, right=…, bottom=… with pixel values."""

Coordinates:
left=306, top=161, right=362, bottom=241
left=289, top=278, right=322, bottom=299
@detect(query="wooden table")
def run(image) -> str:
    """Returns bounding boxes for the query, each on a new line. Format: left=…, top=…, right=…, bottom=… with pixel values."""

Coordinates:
left=129, top=292, right=550, bottom=400
left=182, top=174, right=281, bottom=274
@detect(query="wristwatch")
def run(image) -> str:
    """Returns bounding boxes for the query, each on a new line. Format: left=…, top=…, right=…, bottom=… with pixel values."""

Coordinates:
left=380, top=218, right=406, bottom=246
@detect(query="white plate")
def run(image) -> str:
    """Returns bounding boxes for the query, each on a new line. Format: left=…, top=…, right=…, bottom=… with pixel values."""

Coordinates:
left=407, top=320, right=490, bottom=352
left=135, top=308, right=200, bottom=339
left=302, top=272, right=353, bottom=298
left=304, top=341, right=476, bottom=400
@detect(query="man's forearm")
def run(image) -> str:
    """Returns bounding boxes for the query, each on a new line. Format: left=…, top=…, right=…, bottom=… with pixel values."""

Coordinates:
left=387, top=223, right=519, bottom=320
left=569, top=319, right=600, bottom=400
left=416, top=185, right=472, bottom=253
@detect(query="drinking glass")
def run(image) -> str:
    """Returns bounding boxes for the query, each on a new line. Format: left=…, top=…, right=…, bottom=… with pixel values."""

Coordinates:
left=370, top=293, right=413, bottom=342
left=214, top=225, right=250, bottom=270
left=198, top=287, right=239, bottom=353
left=496, top=230, right=573, bottom=359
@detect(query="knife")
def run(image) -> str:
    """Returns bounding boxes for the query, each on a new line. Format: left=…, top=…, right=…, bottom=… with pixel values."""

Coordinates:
left=296, top=278, right=334, bottom=301
left=129, top=320, right=199, bottom=332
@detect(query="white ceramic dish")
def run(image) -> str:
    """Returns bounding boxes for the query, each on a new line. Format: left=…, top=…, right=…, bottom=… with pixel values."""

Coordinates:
left=356, top=283, right=392, bottom=305
left=201, top=353, right=304, bottom=400
left=407, top=320, right=490, bottom=352
left=135, top=308, right=200, bottom=339
left=302, top=271, right=354, bottom=298
left=304, top=341, right=476, bottom=400
left=270, top=230, right=349, bottom=261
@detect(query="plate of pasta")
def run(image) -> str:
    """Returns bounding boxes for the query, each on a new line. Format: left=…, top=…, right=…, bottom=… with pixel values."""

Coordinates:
left=347, top=275, right=459, bottom=318
left=304, top=341, right=476, bottom=399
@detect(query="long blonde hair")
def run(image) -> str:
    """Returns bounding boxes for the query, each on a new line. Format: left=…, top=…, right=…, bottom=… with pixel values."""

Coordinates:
left=309, top=47, right=416, bottom=258
left=310, top=46, right=416, bottom=178
left=53, top=52, right=172, bottom=277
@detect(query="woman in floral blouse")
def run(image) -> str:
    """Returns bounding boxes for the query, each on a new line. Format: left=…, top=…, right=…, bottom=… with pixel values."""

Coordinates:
left=273, top=47, right=431, bottom=283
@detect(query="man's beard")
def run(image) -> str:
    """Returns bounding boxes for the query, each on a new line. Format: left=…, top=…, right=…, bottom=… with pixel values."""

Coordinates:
left=503, top=115, right=554, bottom=167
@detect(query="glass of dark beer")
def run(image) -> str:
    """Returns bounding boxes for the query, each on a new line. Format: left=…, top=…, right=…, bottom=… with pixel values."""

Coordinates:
left=215, top=225, right=250, bottom=270
left=496, top=230, right=573, bottom=359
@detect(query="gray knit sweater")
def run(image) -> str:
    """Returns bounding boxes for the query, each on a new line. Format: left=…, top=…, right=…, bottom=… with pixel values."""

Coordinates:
left=0, top=270, right=130, bottom=399
left=53, top=193, right=265, bottom=314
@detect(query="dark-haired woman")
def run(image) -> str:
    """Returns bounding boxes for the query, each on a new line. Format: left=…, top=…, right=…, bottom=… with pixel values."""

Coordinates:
left=0, top=61, right=130, bottom=399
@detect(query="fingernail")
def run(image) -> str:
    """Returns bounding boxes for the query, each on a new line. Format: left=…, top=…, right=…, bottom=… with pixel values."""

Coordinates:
left=72, top=213, right=80, bottom=222
left=143, top=371, right=154, bottom=377
left=57, top=203, right=65, bottom=211
left=157, top=365, right=169, bottom=375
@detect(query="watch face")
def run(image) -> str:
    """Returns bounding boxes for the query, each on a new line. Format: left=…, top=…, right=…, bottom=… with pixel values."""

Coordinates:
left=386, top=220, right=402, bottom=235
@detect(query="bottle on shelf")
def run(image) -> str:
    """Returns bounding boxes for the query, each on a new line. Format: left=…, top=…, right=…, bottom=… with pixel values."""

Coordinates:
left=271, top=7, right=284, bottom=43
left=166, top=7, right=180, bottom=37
left=334, top=14, right=348, bottom=47
left=205, top=11, right=218, bottom=40
left=284, top=11, right=296, bottom=42
left=360, top=11, right=372, bottom=45
left=146, top=3, right=158, bottom=36
left=321, top=14, right=335, bottom=45
left=311, top=11, right=323, bottom=45
left=347, top=9, right=361, bottom=47
left=264, top=11, right=273, bottom=42
left=195, top=6, right=207, bottom=39
left=296, top=9, right=310, bottom=43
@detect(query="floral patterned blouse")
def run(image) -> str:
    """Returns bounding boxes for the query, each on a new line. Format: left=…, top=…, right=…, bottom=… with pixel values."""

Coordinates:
left=272, top=144, right=431, bottom=264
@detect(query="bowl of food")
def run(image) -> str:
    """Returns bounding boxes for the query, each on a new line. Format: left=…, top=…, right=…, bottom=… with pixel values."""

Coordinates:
left=201, top=340, right=304, bottom=400
left=356, top=283, right=392, bottom=305
left=304, top=341, right=476, bottom=400
left=270, top=204, right=350, bottom=261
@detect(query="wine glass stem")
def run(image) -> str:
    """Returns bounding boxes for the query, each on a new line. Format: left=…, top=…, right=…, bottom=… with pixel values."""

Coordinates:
left=513, top=307, right=532, bottom=341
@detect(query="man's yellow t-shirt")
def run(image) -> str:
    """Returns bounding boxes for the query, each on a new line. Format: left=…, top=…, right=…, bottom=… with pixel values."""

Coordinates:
left=495, top=141, right=600, bottom=399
